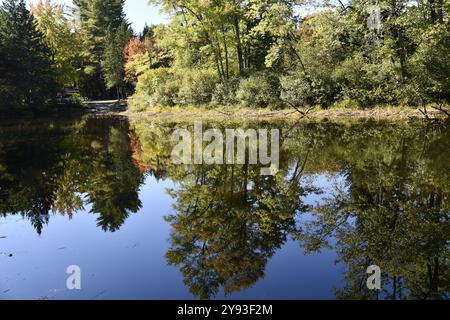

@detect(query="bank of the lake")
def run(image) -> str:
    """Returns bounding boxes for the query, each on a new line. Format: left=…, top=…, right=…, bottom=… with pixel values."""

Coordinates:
left=121, top=105, right=449, bottom=122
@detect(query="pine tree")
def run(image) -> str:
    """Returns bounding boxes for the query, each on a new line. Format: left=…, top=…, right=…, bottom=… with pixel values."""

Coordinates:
left=0, top=0, right=56, bottom=107
left=102, top=23, right=131, bottom=100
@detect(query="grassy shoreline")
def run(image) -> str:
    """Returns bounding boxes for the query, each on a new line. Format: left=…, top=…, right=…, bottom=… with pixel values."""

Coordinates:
left=121, top=105, right=447, bottom=123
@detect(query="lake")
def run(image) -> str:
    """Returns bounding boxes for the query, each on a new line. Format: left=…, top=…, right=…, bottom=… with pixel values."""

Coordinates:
left=0, top=115, right=448, bottom=300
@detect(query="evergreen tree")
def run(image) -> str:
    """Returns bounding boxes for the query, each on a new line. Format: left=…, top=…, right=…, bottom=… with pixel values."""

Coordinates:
left=102, top=23, right=132, bottom=100
left=74, top=0, right=128, bottom=99
left=0, top=0, right=56, bottom=108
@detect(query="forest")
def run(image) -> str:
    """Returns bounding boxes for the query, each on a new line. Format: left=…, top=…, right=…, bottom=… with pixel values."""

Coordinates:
left=0, top=0, right=449, bottom=112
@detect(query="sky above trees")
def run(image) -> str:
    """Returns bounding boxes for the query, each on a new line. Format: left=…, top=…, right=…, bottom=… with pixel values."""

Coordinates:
left=25, top=0, right=168, bottom=32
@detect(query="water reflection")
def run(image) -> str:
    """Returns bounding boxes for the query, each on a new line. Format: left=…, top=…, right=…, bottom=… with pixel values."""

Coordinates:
left=0, top=116, right=143, bottom=233
left=0, top=116, right=448, bottom=300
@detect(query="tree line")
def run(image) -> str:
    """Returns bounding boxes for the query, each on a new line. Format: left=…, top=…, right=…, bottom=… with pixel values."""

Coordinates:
left=0, top=0, right=449, bottom=111
left=0, top=0, right=135, bottom=110
left=132, top=0, right=449, bottom=110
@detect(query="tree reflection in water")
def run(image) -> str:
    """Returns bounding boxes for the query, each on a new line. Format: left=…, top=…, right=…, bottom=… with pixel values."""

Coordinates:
left=0, top=117, right=448, bottom=299
left=0, top=116, right=143, bottom=233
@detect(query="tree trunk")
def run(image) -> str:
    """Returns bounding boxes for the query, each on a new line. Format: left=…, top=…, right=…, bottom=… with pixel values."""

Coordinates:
left=233, top=16, right=244, bottom=76
left=391, top=0, right=407, bottom=83
left=215, top=32, right=226, bottom=81
left=397, top=29, right=407, bottom=83
left=206, top=33, right=224, bottom=80
left=429, top=0, right=438, bottom=23
left=222, top=26, right=230, bottom=80
left=437, top=0, right=444, bottom=23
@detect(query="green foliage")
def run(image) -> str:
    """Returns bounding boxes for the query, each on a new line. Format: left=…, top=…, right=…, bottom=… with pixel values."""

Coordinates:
left=280, top=74, right=314, bottom=107
left=2, top=0, right=449, bottom=108
left=0, top=0, right=57, bottom=109
left=333, top=51, right=403, bottom=107
left=177, top=69, right=219, bottom=105
left=409, top=25, right=450, bottom=104
left=236, top=72, right=281, bottom=108
left=211, top=79, right=240, bottom=106
left=125, top=52, right=151, bottom=85
left=133, top=67, right=219, bottom=107
left=74, top=0, right=128, bottom=98
left=133, top=68, right=180, bottom=107
left=30, top=0, right=83, bottom=86
left=101, top=23, right=132, bottom=98
left=128, top=1, right=449, bottom=110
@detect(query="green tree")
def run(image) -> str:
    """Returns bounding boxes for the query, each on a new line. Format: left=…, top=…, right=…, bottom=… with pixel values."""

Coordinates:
left=74, top=0, right=128, bottom=98
left=132, top=0, right=449, bottom=109
left=30, top=0, right=83, bottom=87
left=0, top=0, right=56, bottom=108
left=102, top=23, right=132, bottom=100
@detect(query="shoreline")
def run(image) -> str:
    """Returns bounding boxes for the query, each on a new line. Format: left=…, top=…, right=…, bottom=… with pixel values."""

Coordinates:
left=121, top=106, right=447, bottom=122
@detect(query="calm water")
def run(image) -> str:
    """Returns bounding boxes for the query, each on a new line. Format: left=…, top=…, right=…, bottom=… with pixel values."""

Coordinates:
left=0, top=115, right=448, bottom=300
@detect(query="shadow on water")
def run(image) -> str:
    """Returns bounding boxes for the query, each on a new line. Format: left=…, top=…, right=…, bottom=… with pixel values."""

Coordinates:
left=0, top=115, right=449, bottom=299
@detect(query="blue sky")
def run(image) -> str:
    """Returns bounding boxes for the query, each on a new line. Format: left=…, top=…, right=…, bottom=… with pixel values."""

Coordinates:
left=26, top=0, right=169, bottom=33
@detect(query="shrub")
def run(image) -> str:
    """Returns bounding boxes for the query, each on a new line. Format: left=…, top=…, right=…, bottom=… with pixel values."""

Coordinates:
left=132, top=68, right=180, bottom=107
left=210, top=78, right=239, bottom=106
left=236, top=72, right=281, bottom=108
left=281, top=72, right=339, bottom=108
left=333, top=52, right=402, bottom=108
left=280, top=74, right=314, bottom=107
left=177, top=69, right=219, bottom=105
left=409, top=25, right=450, bottom=104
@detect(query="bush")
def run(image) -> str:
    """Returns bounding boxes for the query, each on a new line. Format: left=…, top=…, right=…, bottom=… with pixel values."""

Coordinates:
left=236, top=72, right=281, bottom=108
left=177, top=69, right=219, bottom=105
left=132, top=68, right=180, bottom=107
left=281, top=72, right=339, bottom=108
left=280, top=73, right=314, bottom=107
left=409, top=25, right=450, bottom=104
left=211, top=79, right=239, bottom=106
left=333, top=52, right=402, bottom=108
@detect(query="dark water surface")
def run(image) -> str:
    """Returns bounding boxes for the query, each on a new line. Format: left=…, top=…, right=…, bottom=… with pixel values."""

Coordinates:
left=0, top=115, right=448, bottom=300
